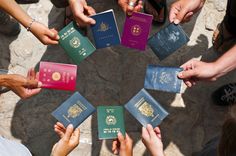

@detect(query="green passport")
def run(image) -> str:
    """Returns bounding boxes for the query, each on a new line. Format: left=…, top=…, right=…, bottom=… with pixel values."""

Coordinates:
left=97, top=106, right=125, bottom=140
left=59, top=22, right=96, bottom=64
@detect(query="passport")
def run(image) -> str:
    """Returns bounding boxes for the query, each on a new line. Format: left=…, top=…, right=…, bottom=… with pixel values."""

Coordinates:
left=59, top=21, right=96, bottom=64
left=97, top=106, right=125, bottom=140
left=144, top=65, right=183, bottom=93
left=39, top=61, right=77, bottom=91
left=90, top=9, right=120, bottom=48
left=51, top=92, right=96, bottom=128
left=121, top=12, right=153, bottom=51
left=148, top=23, right=189, bottom=60
left=125, top=88, right=169, bottom=127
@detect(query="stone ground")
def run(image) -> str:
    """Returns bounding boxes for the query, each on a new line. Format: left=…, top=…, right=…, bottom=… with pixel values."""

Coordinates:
left=0, top=0, right=234, bottom=155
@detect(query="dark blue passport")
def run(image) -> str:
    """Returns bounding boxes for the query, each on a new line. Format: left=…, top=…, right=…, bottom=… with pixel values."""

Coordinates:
left=51, top=92, right=96, bottom=128
left=144, top=65, right=183, bottom=93
left=148, top=23, right=189, bottom=60
left=90, top=9, right=120, bottom=48
left=125, top=88, right=169, bottom=127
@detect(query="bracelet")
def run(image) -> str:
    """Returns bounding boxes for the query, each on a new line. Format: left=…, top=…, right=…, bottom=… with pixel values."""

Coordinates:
left=26, top=19, right=36, bottom=31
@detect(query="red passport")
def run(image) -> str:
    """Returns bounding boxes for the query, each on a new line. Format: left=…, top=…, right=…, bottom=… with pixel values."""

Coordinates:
left=39, top=61, right=77, bottom=91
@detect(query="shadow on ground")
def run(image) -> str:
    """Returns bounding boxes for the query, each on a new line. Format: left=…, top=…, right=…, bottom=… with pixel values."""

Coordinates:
left=9, top=0, right=230, bottom=156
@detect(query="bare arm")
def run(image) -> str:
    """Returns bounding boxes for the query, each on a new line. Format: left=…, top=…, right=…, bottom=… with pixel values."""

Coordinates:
left=0, top=0, right=59, bottom=45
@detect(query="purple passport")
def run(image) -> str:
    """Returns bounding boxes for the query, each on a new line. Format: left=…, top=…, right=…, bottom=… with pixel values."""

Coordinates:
left=121, top=12, right=153, bottom=51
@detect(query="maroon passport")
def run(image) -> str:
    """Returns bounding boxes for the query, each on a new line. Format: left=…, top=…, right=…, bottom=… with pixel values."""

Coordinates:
left=121, top=12, right=153, bottom=51
left=39, top=61, right=77, bottom=91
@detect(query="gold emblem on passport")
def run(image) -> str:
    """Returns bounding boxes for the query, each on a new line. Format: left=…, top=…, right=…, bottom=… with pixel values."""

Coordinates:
left=131, top=25, right=142, bottom=36
left=70, top=37, right=81, bottom=48
left=52, top=72, right=61, bottom=81
left=159, top=72, right=172, bottom=84
left=138, top=101, right=154, bottom=117
left=105, top=115, right=117, bottom=125
left=67, top=104, right=83, bottom=118
left=98, top=22, right=109, bottom=32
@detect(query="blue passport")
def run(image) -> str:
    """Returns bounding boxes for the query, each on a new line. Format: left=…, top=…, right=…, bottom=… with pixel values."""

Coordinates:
left=144, top=65, right=183, bottom=93
left=125, top=88, right=169, bottom=127
left=51, top=92, right=96, bottom=128
left=148, top=23, right=189, bottom=60
left=90, top=9, right=120, bottom=48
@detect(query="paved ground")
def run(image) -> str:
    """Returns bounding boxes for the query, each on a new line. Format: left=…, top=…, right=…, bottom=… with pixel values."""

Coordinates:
left=0, top=0, right=233, bottom=155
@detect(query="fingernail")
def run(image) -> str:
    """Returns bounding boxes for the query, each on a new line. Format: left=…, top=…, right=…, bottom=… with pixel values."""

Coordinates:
left=50, top=32, right=55, bottom=37
left=68, top=124, right=73, bottom=129
left=117, top=131, right=122, bottom=136
left=56, top=35, right=60, bottom=40
left=174, top=19, right=180, bottom=24
left=127, top=11, right=132, bottom=16
left=38, top=81, right=42, bottom=87
left=178, top=72, right=183, bottom=78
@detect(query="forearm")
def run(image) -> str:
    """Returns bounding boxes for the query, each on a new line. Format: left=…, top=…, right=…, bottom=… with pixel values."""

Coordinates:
left=0, top=0, right=33, bottom=28
left=214, top=44, right=236, bottom=78
left=0, top=75, right=9, bottom=87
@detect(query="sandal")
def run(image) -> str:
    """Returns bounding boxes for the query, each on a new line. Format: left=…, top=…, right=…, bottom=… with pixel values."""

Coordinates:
left=144, top=0, right=167, bottom=24
left=212, top=22, right=236, bottom=55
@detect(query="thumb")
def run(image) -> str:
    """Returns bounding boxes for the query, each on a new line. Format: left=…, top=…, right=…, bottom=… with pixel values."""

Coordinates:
left=174, top=7, right=189, bottom=24
left=117, top=131, right=125, bottom=143
left=64, top=124, right=74, bottom=142
left=24, top=79, right=41, bottom=88
left=178, top=70, right=196, bottom=79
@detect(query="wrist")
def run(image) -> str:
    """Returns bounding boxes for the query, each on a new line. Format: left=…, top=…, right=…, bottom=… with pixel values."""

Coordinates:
left=0, top=74, right=10, bottom=87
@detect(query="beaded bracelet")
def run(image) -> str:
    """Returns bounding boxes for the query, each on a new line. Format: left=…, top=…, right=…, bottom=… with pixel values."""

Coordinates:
left=26, top=19, right=36, bottom=31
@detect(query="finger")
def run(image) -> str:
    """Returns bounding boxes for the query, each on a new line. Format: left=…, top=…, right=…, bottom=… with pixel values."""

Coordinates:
left=24, top=79, right=39, bottom=88
left=182, top=12, right=193, bottom=22
left=127, top=0, right=138, bottom=15
left=125, top=133, right=133, bottom=146
left=112, top=139, right=118, bottom=154
left=183, top=79, right=193, bottom=87
left=42, top=37, right=59, bottom=45
left=141, top=126, right=149, bottom=140
left=44, top=28, right=59, bottom=40
left=84, top=5, right=96, bottom=15
left=27, top=88, right=41, bottom=97
left=117, top=131, right=125, bottom=143
left=64, top=124, right=74, bottom=142
left=169, top=4, right=180, bottom=23
left=71, top=128, right=80, bottom=144
left=75, top=13, right=96, bottom=26
left=174, top=7, right=189, bottom=24
left=54, top=127, right=65, bottom=138
left=154, top=127, right=162, bottom=139
left=146, top=124, right=156, bottom=138
left=50, top=28, right=60, bottom=40
left=54, top=124, right=65, bottom=133
left=56, top=122, right=66, bottom=130
left=178, top=70, right=196, bottom=79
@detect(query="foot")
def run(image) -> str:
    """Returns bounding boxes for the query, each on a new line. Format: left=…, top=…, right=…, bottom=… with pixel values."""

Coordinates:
left=144, top=0, right=166, bottom=23
left=0, top=10, right=20, bottom=36
left=212, top=83, right=236, bottom=106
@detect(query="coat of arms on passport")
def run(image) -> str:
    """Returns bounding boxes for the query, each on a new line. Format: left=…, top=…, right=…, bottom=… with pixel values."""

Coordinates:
left=52, top=92, right=96, bottom=128
left=125, top=89, right=169, bottom=127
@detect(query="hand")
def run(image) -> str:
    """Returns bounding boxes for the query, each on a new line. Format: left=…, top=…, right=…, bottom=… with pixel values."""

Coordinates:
left=169, top=0, right=205, bottom=24
left=178, top=59, right=219, bottom=87
left=142, top=124, right=164, bottom=156
left=1, top=68, right=42, bottom=99
left=112, top=132, right=133, bottom=156
left=30, top=21, right=59, bottom=45
left=68, top=0, right=96, bottom=27
left=52, top=122, right=80, bottom=156
left=118, top=0, right=143, bottom=15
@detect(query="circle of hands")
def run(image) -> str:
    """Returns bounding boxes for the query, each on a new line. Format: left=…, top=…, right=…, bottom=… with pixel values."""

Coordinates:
left=1, top=0, right=229, bottom=155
